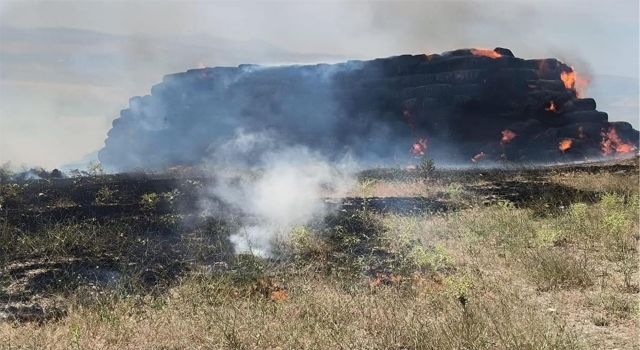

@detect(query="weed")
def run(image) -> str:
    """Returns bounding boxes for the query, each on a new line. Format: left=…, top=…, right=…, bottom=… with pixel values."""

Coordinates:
left=69, top=323, right=81, bottom=349
left=140, top=192, right=161, bottom=210
left=536, top=227, right=566, bottom=247
left=358, top=178, right=378, bottom=198
left=287, top=226, right=329, bottom=261
left=95, top=186, right=117, bottom=205
left=523, top=248, right=592, bottom=291
left=87, top=161, right=105, bottom=176
left=408, top=244, right=454, bottom=273
left=589, top=291, right=637, bottom=321
left=445, top=182, right=464, bottom=200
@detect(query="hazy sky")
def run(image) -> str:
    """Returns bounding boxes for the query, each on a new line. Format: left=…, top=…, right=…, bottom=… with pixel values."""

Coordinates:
left=1, top=0, right=638, bottom=168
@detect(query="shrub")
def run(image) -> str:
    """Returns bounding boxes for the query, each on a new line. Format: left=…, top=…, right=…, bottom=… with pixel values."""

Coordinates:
left=323, top=210, right=385, bottom=255
left=418, top=158, right=436, bottom=178
left=287, top=226, right=329, bottom=260
left=95, top=186, right=116, bottom=205
left=0, top=183, right=21, bottom=209
left=565, top=202, right=592, bottom=240
left=232, top=253, right=268, bottom=285
left=536, top=227, right=566, bottom=247
left=0, top=163, right=14, bottom=183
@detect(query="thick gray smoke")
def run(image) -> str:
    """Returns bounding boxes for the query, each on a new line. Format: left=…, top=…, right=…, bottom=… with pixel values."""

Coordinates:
left=97, top=60, right=415, bottom=172
left=198, top=129, right=355, bottom=256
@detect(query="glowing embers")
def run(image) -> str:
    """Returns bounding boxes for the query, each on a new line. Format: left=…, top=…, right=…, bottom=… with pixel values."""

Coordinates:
left=545, top=101, right=557, bottom=112
left=601, top=127, right=636, bottom=155
left=470, top=48, right=502, bottom=59
left=500, top=129, right=517, bottom=145
left=369, top=273, right=402, bottom=288
left=471, top=152, right=487, bottom=163
left=558, top=139, right=573, bottom=153
left=410, top=138, right=428, bottom=157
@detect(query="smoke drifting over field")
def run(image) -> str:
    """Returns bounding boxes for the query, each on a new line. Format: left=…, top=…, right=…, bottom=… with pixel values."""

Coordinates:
left=98, top=60, right=404, bottom=171
left=198, top=130, right=354, bottom=256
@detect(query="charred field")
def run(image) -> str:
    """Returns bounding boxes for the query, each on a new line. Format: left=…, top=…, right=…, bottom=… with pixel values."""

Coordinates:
left=0, top=158, right=638, bottom=349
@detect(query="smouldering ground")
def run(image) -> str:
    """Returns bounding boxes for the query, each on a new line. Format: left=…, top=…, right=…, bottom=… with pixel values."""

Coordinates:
left=0, top=159, right=638, bottom=349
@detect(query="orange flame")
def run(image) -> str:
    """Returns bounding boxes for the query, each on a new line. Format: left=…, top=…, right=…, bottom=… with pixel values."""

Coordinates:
left=616, top=144, right=635, bottom=153
left=471, top=152, right=486, bottom=163
left=411, top=138, right=428, bottom=157
left=560, top=71, right=576, bottom=90
left=558, top=139, right=572, bottom=153
left=560, top=68, right=589, bottom=98
left=500, top=129, right=517, bottom=145
left=601, top=127, right=636, bottom=155
left=545, top=101, right=557, bottom=112
left=470, top=48, right=502, bottom=59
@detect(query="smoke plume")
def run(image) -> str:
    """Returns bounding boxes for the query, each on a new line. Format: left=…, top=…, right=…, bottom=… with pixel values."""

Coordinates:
left=198, top=130, right=354, bottom=256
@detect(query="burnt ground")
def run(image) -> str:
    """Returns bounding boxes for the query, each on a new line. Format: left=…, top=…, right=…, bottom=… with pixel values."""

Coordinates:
left=0, top=157, right=638, bottom=323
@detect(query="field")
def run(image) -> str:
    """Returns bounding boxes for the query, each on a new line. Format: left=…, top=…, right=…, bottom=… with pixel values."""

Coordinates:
left=0, top=159, right=638, bottom=349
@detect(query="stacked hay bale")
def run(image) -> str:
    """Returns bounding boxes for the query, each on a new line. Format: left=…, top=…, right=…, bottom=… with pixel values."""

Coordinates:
left=99, top=48, right=638, bottom=171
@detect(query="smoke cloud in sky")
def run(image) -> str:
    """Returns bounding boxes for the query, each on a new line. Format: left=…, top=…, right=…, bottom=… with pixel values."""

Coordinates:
left=0, top=0, right=638, bottom=168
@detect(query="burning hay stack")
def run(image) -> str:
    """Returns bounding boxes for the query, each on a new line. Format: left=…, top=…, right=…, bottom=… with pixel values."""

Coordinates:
left=99, top=47, right=638, bottom=171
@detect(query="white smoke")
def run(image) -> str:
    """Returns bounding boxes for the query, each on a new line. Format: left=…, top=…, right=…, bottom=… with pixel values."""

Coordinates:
left=199, top=129, right=355, bottom=256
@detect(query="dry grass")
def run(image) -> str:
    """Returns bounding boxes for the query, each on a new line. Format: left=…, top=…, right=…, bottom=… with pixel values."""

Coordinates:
left=1, top=164, right=638, bottom=349
left=378, top=191, right=639, bottom=349
left=549, top=172, right=639, bottom=196
left=1, top=270, right=581, bottom=350
left=346, top=178, right=435, bottom=198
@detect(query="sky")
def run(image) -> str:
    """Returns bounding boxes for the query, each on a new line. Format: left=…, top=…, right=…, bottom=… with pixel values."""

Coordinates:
left=0, top=0, right=638, bottom=168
